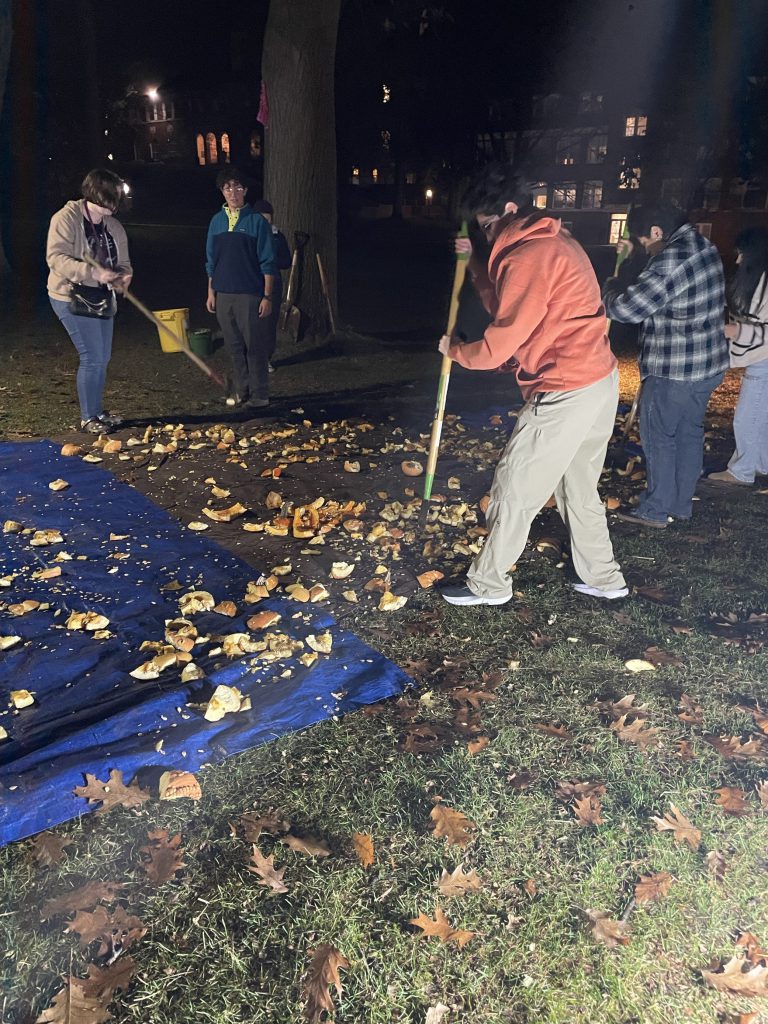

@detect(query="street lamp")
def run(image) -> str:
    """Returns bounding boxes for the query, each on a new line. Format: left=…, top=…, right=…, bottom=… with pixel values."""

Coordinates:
left=147, top=88, right=159, bottom=102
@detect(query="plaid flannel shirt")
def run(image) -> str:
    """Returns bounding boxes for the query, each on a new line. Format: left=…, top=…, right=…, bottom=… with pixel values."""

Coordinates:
left=604, top=224, right=729, bottom=381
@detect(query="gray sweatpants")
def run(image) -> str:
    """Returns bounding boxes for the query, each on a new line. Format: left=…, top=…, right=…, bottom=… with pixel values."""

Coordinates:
left=467, top=368, right=625, bottom=598
left=216, top=292, right=270, bottom=402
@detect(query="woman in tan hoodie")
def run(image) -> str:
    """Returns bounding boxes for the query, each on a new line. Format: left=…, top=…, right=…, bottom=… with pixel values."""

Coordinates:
left=46, top=168, right=132, bottom=433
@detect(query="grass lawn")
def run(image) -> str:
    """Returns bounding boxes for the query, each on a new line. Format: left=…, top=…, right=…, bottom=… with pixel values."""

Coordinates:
left=1, top=317, right=767, bottom=1024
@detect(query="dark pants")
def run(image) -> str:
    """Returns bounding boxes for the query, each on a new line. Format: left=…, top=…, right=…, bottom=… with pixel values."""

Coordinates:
left=638, top=372, right=724, bottom=522
left=216, top=293, right=269, bottom=401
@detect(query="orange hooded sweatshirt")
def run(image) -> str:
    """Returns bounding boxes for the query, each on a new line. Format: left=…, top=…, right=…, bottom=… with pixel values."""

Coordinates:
left=449, top=213, right=616, bottom=400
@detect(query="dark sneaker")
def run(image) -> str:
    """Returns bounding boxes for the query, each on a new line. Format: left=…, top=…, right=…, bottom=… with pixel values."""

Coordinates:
left=615, top=510, right=668, bottom=529
left=97, top=411, right=123, bottom=428
left=573, top=583, right=629, bottom=600
left=80, top=417, right=108, bottom=434
left=440, top=583, right=513, bottom=606
left=246, top=397, right=269, bottom=409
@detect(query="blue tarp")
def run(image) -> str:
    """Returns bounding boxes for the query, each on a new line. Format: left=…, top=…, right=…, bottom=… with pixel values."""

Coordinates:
left=0, top=441, right=410, bottom=847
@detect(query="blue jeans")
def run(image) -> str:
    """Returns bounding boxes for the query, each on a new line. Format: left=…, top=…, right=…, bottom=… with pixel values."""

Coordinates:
left=51, top=297, right=114, bottom=421
left=638, top=372, right=724, bottom=522
left=728, top=360, right=768, bottom=482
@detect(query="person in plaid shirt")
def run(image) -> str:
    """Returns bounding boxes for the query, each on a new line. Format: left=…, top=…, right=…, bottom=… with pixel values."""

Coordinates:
left=604, top=203, right=728, bottom=528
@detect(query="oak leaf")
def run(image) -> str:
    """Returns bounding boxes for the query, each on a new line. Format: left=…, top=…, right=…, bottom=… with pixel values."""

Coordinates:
left=706, top=734, right=767, bottom=762
left=757, top=780, right=768, bottom=810
left=410, top=908, right=474, bottom=947
left=29, top=832, right=74, bottom=868
left=704, top=849, right=727, bottom=882
left=634, top=871, right=673, bottom=903
left=467, top=736, right=490, bottom=755
left=352, top=832, right=374, bottom=868
left=400, top=722, right=450, bottom=754
left=651, top=804, right=700, bottom=851
left=35, top=959, right=136, bottom=1024
left=590, top=693, right=649, bottom=720
left=66, top=904, right=147, bottom=956
left=677, top=693, right=704, bottom=725
left=429, top=803, right=477, bottom=848
left=572, top=795, right=604, bottom=827
left=139, top=829, right=185, bottom=884
left=246, top=845, right=288, bottom=893
left=701, top=956, right=768, bottom=997
left=73, top=770, right=150, bottom=814
left=736, top=931, right=768, bottom=966
left=610, top=715, right=659, bottom=749
left=585, top=909, right=630, bottom=947
left=280, top=833, right=331, bottom=858
left=302, top=943, right=349, bottom=1024
left=41, top=882, right=124, bottom=920
left=436, top=866, right=482, bottom=897
left=233, top=809, right=291, bottom=842
left=714, top=786, right=751, bottom=816
left=642, top=645, right=684, bottom=668
left=533, top=722, right=573, bottom=742
left=554, top=780, right=606, bottom=802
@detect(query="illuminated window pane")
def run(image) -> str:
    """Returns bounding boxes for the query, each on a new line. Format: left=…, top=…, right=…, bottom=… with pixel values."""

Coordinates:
left=372, top=168, right=378, bottom=182
left=206, top=132, right=218, bottom=164
left=637, top=115, right=648, bottom=136
left=582, top=180, right=603, bottom=209
left=625, top=116, right=636, bottom=137
left=609, top=214, right=627, bottom=245
left=221, top=132, right=231, bottom=163
left=552, top=182, right=576, bottom=208
left=586, top=134, right=608, bottom=163
left=250, top=131, right=262, bottom=159
left=532, top=182, right=547, bottom=209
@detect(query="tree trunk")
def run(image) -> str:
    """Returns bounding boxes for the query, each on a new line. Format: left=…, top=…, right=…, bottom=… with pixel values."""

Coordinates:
left=262, top=0, right=340, bottom=339
left=76, top=0, right=102, bottom=168
left=0, top=0, right=12, bottom=275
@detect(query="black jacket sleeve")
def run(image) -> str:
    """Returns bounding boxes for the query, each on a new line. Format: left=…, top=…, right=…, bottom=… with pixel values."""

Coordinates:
left=273, top=230, right=292, bottom=270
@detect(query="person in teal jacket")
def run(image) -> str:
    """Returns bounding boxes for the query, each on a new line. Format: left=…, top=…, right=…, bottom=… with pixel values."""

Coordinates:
left=205, top=168, right=277, bottom=408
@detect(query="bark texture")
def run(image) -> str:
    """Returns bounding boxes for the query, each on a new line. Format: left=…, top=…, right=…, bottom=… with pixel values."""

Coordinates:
left=262, top=0, right=340, bottom=338
left=0, top=0, right=12, bottom=275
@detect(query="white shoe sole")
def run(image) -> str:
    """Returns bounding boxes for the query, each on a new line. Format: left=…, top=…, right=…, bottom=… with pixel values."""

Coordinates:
left=573, top=583, right=629, bottom=600
left=441, top=592, right=513, bottom=606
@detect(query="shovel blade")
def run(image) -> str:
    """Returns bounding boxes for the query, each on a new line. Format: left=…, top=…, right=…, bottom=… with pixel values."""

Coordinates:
left=286, top=304, right=301, bottom=342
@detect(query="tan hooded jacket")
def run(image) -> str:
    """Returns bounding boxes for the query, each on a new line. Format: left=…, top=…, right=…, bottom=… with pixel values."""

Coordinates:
left=46, top=199, right=132, bottom=301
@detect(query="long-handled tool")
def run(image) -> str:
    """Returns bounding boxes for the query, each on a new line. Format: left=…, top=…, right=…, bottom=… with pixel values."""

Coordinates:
left=82, top=254, right=226, bottom=390
left=315, top=252, right=336, bottom=336
left=278, top=231, right=310, bottom=343
left=422, top=221, right=470, bottom=506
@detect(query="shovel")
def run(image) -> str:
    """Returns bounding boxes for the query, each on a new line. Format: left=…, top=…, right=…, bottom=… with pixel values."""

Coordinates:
left=279, top=231, right=310, bottom=343
left=315, top=252, right=336, bottom=336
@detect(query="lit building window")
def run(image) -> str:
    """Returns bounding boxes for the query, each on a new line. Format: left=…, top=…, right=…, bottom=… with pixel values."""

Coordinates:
left=625, top=114, right=648, bottom=137
left=586, top=133, right=608, bottom=164
left=582, top=180, right=603, bottom=209
left=220, top=132, right=230, bottom=163
left=552, top=182, right=577, bottom=208
left=206, top=132, right=218, bottom=164
left=372, top=168, right=378, bottom=183
left=556, top=135, right=577, bottom=166
left=618, top=158, right=642, bottom=189
left=351, top=166, right=360, bottom=185
left=382, top=83, right=391, bottom=104
left=609, top=213, right=628, bottom=245
left=532, top=182, right=547, bottom=209
left=405, top=173, right=415, bottom=185
left=250, top=131, right=262, bottom=159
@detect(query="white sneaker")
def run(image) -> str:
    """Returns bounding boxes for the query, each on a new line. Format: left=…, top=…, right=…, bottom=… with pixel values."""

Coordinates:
left=268, top=362, right=275, bottom=374
left=573, top=583, right=629, bottom=600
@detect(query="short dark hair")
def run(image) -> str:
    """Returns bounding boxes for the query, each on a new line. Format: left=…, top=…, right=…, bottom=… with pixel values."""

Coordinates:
left=216, top=166, right=248, bottom=190
left=461, top=163, right=535, bottom=220
left=81, top=168, right=123, bottom=211
left=627, top=201, right=687, bottom=239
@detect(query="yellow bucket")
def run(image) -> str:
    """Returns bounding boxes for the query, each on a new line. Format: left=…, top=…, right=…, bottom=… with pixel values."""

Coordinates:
left=153, top=307, right=189, bottom=353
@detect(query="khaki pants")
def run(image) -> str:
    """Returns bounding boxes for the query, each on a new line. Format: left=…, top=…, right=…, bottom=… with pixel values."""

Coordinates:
left=467, top=368, right=625, bottom=598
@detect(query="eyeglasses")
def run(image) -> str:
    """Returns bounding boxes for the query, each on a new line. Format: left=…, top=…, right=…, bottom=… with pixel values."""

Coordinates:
left=223, top=184, right=245, bottom=192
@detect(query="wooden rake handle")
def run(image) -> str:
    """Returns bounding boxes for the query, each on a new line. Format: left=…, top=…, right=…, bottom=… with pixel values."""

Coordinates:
left=423, top=222, right=470, bottom=503
left=82, top=253, right=226, bottom=390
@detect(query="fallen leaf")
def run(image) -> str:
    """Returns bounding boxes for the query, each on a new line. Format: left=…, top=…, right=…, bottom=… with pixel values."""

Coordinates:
left=429, top=803, right=477, bottom=848
left=635, top=585, right=678, bottom=606
left=533, top=722, right=573, bottom=742
left=701, top=956, right=768, bottom=997
left=246, top=845, right=289, bottom=893
left=28, top=832, right=74, bottom=868
left=634, top=871, right=673, bottom=903
left=467, top=736, right=490, bottom=755
left=302, top=944, right=349, bottom=1024
left=66, top=904, right=147, bottom=956
left=704, top=849, right=727, bottom=882
left=41, top=881, right=124, bottom=920
left=554, top=780, right=606, bottom=802
left=736, top=931, right=768, bottom=966
left=572, top=795, right=604, bottom=827
left=34, top=959, right=136, bottom=1024
left=410, top=908, right=474, bottom=947
left=642, top=645, right=683, bottom=668
left=651, top=804, right=700, bottom=851
left=757, top=780, right=768, bottom=810
left=436, top=866, right=482, bottom=897
left=233, top=809, right=291, bottom=842
left=677, top=693, right=704, bottom=725
left=73, top=770, right=150, bottom=814
left=280, top=833, right=331, bottom=858
left=139, top=828, right=185, bottom=885
left=585, top=909, right=630, bottom=947
left=610, top=715, right=659, bottom=750
left=706, top=734, right=768, bottom=762
left=425, top=1005, right=450, bottom=1024
left=352, top=832, right=374, bottom=868
left=714, top=786, right=751, bottom=816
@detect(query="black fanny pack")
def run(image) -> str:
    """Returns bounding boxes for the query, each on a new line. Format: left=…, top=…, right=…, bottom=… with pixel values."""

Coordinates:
left=68, top=283, right=117, bottom=319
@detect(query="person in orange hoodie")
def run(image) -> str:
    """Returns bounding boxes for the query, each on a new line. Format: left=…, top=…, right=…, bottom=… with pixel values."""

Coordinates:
left=438, top=163, right=627, bottom=606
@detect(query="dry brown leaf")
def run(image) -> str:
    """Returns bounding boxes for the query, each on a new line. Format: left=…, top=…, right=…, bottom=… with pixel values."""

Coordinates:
left=572, top=795, right=605, bottom=827
left=246, top=845, right=289, bottom=893
left=409, top=908, right=474, bottom=947
left=757, top=780, right=768, bottom=810
left=634, top=871, right=673, bottom=903
left=701, top=956, right=768, bottom=997
left=642, top=645, right=684, bottom=668
left=610, top=715, right=659, bottom=750
left=706, top=733, right=768, bottom=762
left=41, top=881, right=124, bottom=920
left=554, top=780, right=606, bottom=802
left=73, top=770, right=150, bottom=814
left=29, top=832, right=74, bottom=868
left=533, top=722, right=573, bottom=742
left=352, top=832, right=374, bottom=868
left=736, top=931, right=768, bottom=966
left=705, top=849, right=727, bottom=882
left=675, top=739, right=696, bottom=760
left=35, top=959, right=136, bottom=1024
left=635, top=585, right=678, bottom=605
left=436, top=866, right=482, bottom=897
left=677, top=693, right=704, bottom=725
left=651, top=804, right=700, bottom=851
left=429, top=803, right=477, bottom=848
left=714, top=785, right=751, bottom=816
left=467, top=736, right=490, bottom=755
left=302, top=943, right=349, bottom=1024
left=66, top=904, right=147, bottom=956
left=139, top=829, right=185, bottom=885
left=280, top=833, right=331, bottom=858
left=400, top=722, right=450, bottom=754
left=233, top=809, right=291, bottom=842
left=585, top=909, right=630, bottom=947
